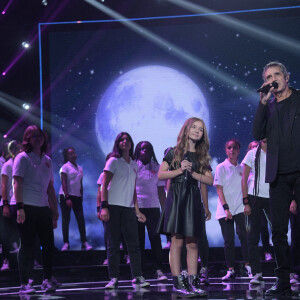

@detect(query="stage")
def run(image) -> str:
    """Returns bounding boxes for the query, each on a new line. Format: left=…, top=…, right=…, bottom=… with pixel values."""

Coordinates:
left=1, top=249, right=298, bottom=299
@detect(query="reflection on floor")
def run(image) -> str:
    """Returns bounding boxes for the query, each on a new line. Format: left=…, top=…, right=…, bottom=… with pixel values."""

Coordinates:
left=0, top=249, right=298, bottom=299
left=1, top=277, right=299, bottom=299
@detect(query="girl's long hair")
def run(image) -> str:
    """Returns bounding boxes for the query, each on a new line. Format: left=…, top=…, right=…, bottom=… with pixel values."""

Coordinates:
left=134, top=141, right=159, bottom=164
left=107, top=132, right=134, bottom=159
left=172, top=117, right=211, bottom=173
left=22, top=125, right=48, bottom=154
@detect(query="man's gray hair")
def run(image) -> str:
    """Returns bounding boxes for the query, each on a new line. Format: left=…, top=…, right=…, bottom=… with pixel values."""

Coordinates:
left=262, top=61, right=289, bottom=81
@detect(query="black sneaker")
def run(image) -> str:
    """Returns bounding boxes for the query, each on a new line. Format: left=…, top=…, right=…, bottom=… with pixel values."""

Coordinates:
left=189, top=274, right=207, bottom=296
left=265, top=279, right=292, bottom=297
left=173, top=275, right=197, bottom=297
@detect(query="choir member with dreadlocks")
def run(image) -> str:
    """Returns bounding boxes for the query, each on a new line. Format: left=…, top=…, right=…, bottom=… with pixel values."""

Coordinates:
left=242, top=138, right=270, bottom=285
left=134, top=141, right=167, bottom=281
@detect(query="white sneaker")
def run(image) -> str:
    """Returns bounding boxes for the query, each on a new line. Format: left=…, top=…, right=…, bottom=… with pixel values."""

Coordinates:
left=19, top=283, right=36, bottom=294
left=1, top=258, right=9, bottom=271
left=265, top=252, right=273, bottom=261
left=41, top=279, right=56, bottom=292
left=82, top=242, right=92, bottom=251
left=164, top=241, right=171, bottom=249
left=10, top=242, right=19, bottom=253
left=61, top=242, right=69, bottom=251
left=156, top=269, right=168, bottom=281
left=245, top=265, right=252, bottom=277
left=105, top=278, right=118, bottom=289
left=250, top=273, right=264, bottom=285
left=132, top=276, right=150, bottom=287
left=50, top=276, right=62, bottom=288
left=124, top=254, right=130, bottom=264
left=222, top=269, right=235, bottom=281
left=290, top=273, right=299, bottom=285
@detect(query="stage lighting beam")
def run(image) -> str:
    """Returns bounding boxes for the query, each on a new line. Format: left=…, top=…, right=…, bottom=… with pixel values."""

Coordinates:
left=167, top=0, right=300, bottom=56
left=84, top=0, right=254, bottom=96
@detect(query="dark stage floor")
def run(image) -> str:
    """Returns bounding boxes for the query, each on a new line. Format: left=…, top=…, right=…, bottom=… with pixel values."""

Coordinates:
left=0, top=250, right=299, bottom=299
left=1, top=276, right=299, bottom=300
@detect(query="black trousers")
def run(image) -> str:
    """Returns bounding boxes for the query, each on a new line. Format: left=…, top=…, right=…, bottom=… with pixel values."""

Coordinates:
left=247, top=195, right=270, bottom=275
left=17, top=205, right=54, bottom=284
left=290, top=207, right=300, bottom=274
left=1, top=205, right=19, bottom=260
left=269, top=171, right=300, bottom=283
left=219, top=212, right=249, bottom=268
left=59, top=195, right=87, bottom=244
left=138, top=207, right=164, bottom=270
left=260, top=208, right=272, bottom=254
left=104, top=205, right=142, bottom=279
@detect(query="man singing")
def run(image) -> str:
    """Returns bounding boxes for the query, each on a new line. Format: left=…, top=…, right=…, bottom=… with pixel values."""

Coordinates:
left=253, top=61, right=300, bottom=297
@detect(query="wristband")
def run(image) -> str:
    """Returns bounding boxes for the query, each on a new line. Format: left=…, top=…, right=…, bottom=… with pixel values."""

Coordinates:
left=3, top=200, right=9, bottom=207
left=223, top=203, right=229, bottom=211
left=97, top=206, right=100, bottom=213
left=17, top=202, right=25, bottom=210
left=100, top=201, right=109, bottom=210
left=243, top=197, right=250, bottom=205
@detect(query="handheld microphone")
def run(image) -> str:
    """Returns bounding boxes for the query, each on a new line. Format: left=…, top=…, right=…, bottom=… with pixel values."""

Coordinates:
left=183, top=153, right=190, bottom=181
left=257, top=81, right=278, bottom=93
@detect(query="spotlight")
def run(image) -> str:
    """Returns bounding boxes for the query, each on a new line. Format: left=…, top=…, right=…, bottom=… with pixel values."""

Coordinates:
left=2, top=11, right=5, bottom=15
left=2, top=72, right=6, bottom=76
left=3, top=135, right=8, bottom=139
left=21, top=42, right=30, bottom=49
left=42, top=0, right=48, bottom=5
left=22, top=103, right=30, bottom=110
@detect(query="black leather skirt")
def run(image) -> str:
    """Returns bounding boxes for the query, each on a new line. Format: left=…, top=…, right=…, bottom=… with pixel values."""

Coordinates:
left=157, top=179, right=203, bottom=239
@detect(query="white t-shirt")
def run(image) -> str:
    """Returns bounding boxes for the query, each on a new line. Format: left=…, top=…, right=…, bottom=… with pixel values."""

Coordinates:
left=1, top=158, right=16, bottom=205
left=242, top=147, right=269, bottom=198
left=97, top=172, right=104, bottom=185
left=104, top=157, right=137, bottom=208
left=214, top=159, right=244, bottom=219
left=13, top=152, right=53, bottom=207
left=59, top=161, right=83, bottom=197
left=136, top=160, right=165, bottom=209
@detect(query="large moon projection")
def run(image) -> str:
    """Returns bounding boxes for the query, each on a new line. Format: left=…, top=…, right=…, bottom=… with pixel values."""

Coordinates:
left=95, top=65, right=209, bottom=162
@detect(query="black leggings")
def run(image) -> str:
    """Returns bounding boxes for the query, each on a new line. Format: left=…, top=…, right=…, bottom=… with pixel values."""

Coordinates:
left=17, top=205, right=54, bottom=284
left=59, top=195, right=87, bottom=244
